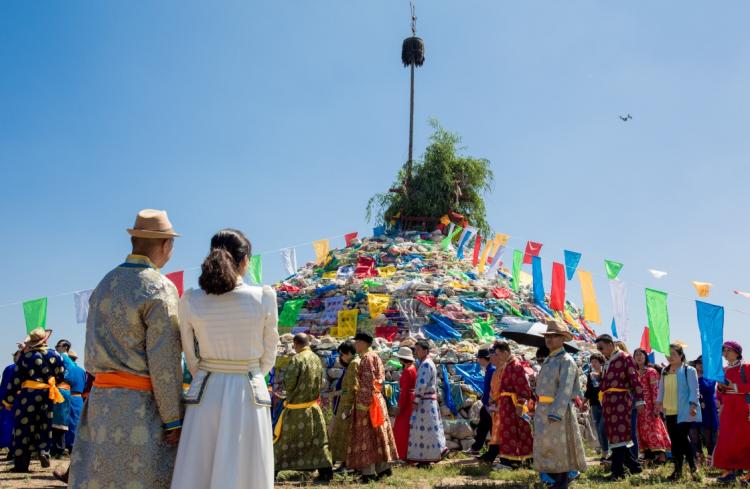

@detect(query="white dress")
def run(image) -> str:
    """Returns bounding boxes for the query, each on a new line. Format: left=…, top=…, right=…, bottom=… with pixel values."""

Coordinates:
left=170, top=281, right=280, bottom=489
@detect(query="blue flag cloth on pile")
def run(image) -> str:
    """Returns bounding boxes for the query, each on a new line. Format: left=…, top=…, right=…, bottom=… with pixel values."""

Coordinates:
left=441, top=364, right=458, bottom=415
left=454, top=362, right=484, bottom=396
left=423, top=314, right=462, bottom=342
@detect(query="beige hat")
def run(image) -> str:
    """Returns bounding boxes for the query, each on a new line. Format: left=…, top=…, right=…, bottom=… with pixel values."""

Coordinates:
left=395, top=346, right=415, bottom=362
left=68, top=350, right=79, bottom=361
left=127, top=209, right=180, bottom=239
left=23, top=328, right=53, bottom=349
left=541, top=318, right=574, bottom=341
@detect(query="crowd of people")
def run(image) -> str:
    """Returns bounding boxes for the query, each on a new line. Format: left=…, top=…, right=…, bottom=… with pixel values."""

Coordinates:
left=0, top=208, right=749, bottom=489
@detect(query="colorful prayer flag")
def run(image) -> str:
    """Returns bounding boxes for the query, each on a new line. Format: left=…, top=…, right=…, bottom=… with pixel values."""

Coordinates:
left=376, top=266, right=397, bottom=278
left=344, top=232, right=358, bottom=247
left=337, top=309, right=359, bottom=337
left=321, top=296, right=345, bottom=324
left=472, top=235, right=482, bottom=266
left=531, top=256, right=545, bottom=306
left=477, top=239, right=493, bottom=274
left=563, top=250, right=582, bottom=280
left=578, top=270, right=601, bottom=324
left=456, top=227, right=475, bottom=260
left=696, top=301, right=725, bottom=383
left=550, top=262, right=566, bottom=311
left=373, top=225, right=385, bottom=237
left=609, top=279, right=629, bottom=341
left=692, top=281, right=712, bottom=298
left=734, top=290, right=750, bottom=299
left=604, top=260, right=624, bottom=280
left=312, top=239, right=330, bottom=265
left=368, top=293, right=390, bottom=319
left=165, top=271, right=184, bottom=297
left=440, top=226, right=463, bottom=251
left=511, top=250, right=523, bottom=292
left=73, top=289, right=93, bottom=325
left=23, top=297, right=47, bottom=333
left=281, top=247, right=297, bottom=276
left=640, top=327, right=652, bottom=353
left=645, top=288, right=670, bottom=355
left=648, top=269, right=668, bottom=279
left=248, top=255, right=263, bottom=284
left=278, top=299, right=306, bottom=327
left=523, top=241, right=543, bottom=265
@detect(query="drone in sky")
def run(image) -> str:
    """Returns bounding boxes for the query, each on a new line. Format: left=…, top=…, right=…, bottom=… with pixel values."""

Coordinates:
left=619, top=114, right=633, bottom=122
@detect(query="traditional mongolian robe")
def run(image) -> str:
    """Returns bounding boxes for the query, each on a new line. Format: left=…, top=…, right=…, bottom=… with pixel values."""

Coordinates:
left=69, top=254, right=184, bottom=489
left=600, top=350, right=644, bottom=448
left=346, top=349, right=398, bottom=473
left=393, top=363, right=416, bottom=459
left=489, top=364, right=505, bottom=446
left=2, top=348, right=65, bottom=469
left=0, top=363, right=17, bottom=449
left=533, top=348, right=587, bottom=474
left=63, top=357, right=87, bottom=449
left=713, top=362, right=750, bottom=470
left=330, top=356, right=361, bottom=463
left=495, top=357, right=533, bottom=462
left=274, top=347, right=332, bottom=471
left=636, top=367, right=670, bottom=453
left=407, top=356, right=446, bottom=462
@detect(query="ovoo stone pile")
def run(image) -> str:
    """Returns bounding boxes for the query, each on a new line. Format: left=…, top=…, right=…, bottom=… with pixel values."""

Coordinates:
left=271, top=231, right=596, bottom=451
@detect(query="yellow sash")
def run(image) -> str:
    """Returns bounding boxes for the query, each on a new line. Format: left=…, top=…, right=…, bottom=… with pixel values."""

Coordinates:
left=22, top=378, right=64, bottom=404
left=538, top=396, right=554, bottom=404
left=598, top=387, right=629, bottom=403
left=273, top=399, right=318, bottom=444
left=500, top=391, right=529, bottom=414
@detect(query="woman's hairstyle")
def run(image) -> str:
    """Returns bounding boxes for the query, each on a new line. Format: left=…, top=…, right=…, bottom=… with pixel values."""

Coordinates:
left=589, top=352, right=605, bottom=364
left=491, top=340, right=511, bottom=354
left=633, top=348, right=651, bottom=366
left=669, top=343, right=686, bottom=363
left=337, top=340, right=356, bottom=356
left=199, top=229, right=251, bottom=295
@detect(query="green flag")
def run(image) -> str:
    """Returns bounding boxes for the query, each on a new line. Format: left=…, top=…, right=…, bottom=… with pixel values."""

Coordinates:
left=440, top=226, right=463, bottom=251
left=23, top=297, right=48, bottom=333
left=248, top=255, right=263, bottom=284
left=512, top=250, right=523, bottom=292
left=605, top=260, right=624, bottom=280
left=645, top=288, right=670, bottom=355
left=278, top=298, right=306, bottom=327
left=471, top=316, right=495, bottom=343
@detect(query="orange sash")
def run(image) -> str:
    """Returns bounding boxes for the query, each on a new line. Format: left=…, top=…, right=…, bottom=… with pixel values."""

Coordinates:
left=21, top=378, right=65, bottom=404
left=93, top=372, right=153, bottom=391
left=370, top=382, right=386, bottom=428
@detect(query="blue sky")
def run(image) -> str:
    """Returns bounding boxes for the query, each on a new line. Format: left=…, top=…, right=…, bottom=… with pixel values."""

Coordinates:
left=1, top=1, right=748, bottom=363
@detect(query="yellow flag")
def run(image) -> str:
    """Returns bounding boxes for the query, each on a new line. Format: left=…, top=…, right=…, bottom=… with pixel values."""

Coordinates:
left=312, top=239, right=330, bottom=265
left=578, top=270, right=601, bottom=324
left=368, top=293, right=390, bottom=319
left=377, top=266, right=397, bottom=278
left=692, top=281, right=712, bottom=298
left=337, top=309, right=358, bottom=337
left=322, top=271, right=337, bottom=279
left=440, top=215, right=451, bottom=225
left=477, top=241, right=493, bottom=274
left=496, top=233, right=510, bottom=246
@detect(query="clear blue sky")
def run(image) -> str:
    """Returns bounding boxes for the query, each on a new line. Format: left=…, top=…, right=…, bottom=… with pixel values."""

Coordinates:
left=1, top=1, right=748, bottom=363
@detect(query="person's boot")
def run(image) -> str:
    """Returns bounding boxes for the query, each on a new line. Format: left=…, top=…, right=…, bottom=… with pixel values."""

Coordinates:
left=38, top=451, right=51, bottom=468
left=53, top=466, right=69, bottom=483
left=667, top=462, right=684, bottom=481
left=624, top=450, right=643, bottom=475
left=609, top=447, right=626, bottom=481
left=315, top=467, right=333, bottom=482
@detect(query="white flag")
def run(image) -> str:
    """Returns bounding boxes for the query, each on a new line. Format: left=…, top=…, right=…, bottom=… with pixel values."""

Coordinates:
left=734, top=290, right=750, bottom=299
left=648, top=269, right=668, bottom=279
left=484, top=245, right=506, bottom=278
left=609, top=280, right=629, bottom=341
left=281, top=248, right=297, bottom=276
left=74, top=289, right=93, bottom=324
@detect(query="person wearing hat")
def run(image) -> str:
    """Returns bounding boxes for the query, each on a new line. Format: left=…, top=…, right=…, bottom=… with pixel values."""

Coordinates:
left=712, top=340, right=750, bottom=484
left=406, top=340, right=447, bottom=466
left=594, top=333, right=645, bottom=481
left=392, top=346, right=417, bottom=460
left=2, top=328, right=66, bottom=472
left=533, top=318, right=587, bottom=489
left=467, top=347, right=495, bottom=455
left=329, top=340, right=361, bottom=469
left=68, top=209, right=184, bottom=489
left=346, top=332, right=397, bottom=482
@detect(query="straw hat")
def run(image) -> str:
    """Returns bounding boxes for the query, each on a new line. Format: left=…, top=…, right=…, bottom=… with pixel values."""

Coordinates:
left=68, top=350, right=79, bottom=361
left=23, top=328, right=53, bottom=349
left=127, top=209, right=180, bottom=239
left=541, top=318, right=574, bottom=341
left=395, top=347, right=415, bottom=362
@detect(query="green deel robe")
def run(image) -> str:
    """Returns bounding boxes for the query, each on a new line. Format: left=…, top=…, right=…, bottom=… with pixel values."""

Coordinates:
left=329, top=356, right=360, bottom=463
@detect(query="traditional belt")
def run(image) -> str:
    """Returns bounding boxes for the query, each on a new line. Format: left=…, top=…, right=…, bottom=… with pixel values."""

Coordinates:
left=71, top=393, right=83, bottom=397
left=199, top=358, right=261, bottom=374
left=598, top=387, right=629, bottom=403
left=21, top=378, right=65, bottom=404
left=58, top=382, right=72, bottom=391
left=500, top=391, right=529, bottom=413
left=538, top=396, right=554, bottom=404
left=273, top=399, right=319, bottom=444
left=93, top=372, right=153, bottom=392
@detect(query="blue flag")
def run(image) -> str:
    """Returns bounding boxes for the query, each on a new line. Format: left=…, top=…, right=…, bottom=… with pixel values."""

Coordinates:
left=564, top=250, right=582, bottom=281
left=532, top=255, right=545, bottom=305
left=441, top=364, right=458, bottom=415
left=456, top=229, right=474, bottom=259
left=696, top=301, right=725, bottom=383
left=611, top=318, right=619, bottom=338
left=373, top=225, right=385, bottom=237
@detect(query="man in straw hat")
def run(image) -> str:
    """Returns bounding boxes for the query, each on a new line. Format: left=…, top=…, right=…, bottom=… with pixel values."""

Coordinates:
left=533, top=318, right=587, bottom=489
left=346, top=332, right=397, bottom=482
left=68, top=209, right=183, bottom=489
left=594, top=333, right=645, bottom=481
left=2, top=328, right=65, bottom=472
left=392, top=345, right=417, bottom=460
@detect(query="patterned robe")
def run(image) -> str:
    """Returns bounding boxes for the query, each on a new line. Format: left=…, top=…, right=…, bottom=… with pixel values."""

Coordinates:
left=713, top=362, right=750, bottom=470
left=346, top=349, right=398, bottom=470
left=496, top=358, right=533, bottom=461
left=0, top=363, right=18, bottom=449
left=407, top=356, right=446, bottom=462
left=533, top=348, right=587, bottom=473
left=330, top=356, right=360, bottom=463
left=600, top=350, right=644, bottom=448
left=489, top=364, right=505, bottom=445
left=274, top=347, right=332, bottom=470
left=636, top=367, right=670, bottom=452
left=393, top=363, right=416, bottom=459
left=2, top=348, right=65, bottom=463
left=69, top=255, right=184, bottom=489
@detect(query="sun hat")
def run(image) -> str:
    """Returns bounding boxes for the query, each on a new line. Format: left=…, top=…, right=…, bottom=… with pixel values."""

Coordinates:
left=395, top=347, right=415, bottom=362
left=127, top=209, right=180, bottom=239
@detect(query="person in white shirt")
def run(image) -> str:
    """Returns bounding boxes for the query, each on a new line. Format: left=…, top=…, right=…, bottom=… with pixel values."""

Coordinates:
left=170, top=229, right=279, bottom=489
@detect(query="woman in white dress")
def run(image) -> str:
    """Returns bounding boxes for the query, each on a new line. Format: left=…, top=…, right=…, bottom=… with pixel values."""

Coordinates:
left=171, top=229, right=279, bottom=489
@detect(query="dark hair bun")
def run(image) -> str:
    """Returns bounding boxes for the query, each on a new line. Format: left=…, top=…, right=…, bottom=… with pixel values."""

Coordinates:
left=198, top=229, right=252, bottom=295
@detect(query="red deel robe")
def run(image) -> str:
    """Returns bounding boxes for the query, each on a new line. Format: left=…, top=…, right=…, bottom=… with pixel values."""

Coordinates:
left=393, top=364, right=417, bottom=459
left=713, top=363, right=750, bottom=470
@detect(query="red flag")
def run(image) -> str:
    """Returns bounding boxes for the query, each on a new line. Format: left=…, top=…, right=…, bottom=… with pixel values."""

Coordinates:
left=472, top=235, right=482, bottom=266
left=165, top=271, right=184, bottom=298
left=344, top=232, right=358, bottom=247
left=491, top=287, right=511, bottom=299
left=549, top=262, right=566, bottom=311
left=523, top=241, right=543, bottom=265
left=640, top=327, right=652, bottom=353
